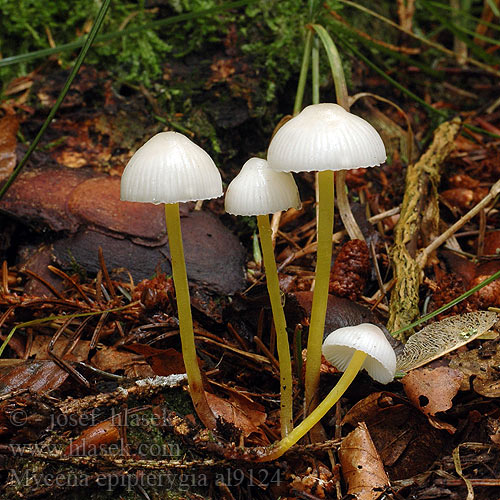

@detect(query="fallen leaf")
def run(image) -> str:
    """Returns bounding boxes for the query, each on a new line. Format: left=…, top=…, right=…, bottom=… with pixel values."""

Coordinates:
left=342, top=392, right=446, bottom=480
left=64, top=418, right=120, bottom=456
left=91, top=347, right=155, bottom=378
left=0, top=360, right=69, bottom=395
left=29, top=334, right=90, bottom=361
left=205, top=391, right=267, bottom=442
left=402, top=365, right=463, bottom=417
left=484, top=231, right=500, bottom=255
left=339, top=422, right=390, bottom=500
left=125, top=344, right=186, bottom=376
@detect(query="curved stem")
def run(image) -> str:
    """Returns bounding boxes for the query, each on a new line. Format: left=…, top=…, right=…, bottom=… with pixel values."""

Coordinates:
left=164, top=203, right=217, bottom=430
left=336, top=170, right=365, bottom=241
left=304, top=170, right=335, bottom=415
left=257, top=350, right=367, bottom=461
left=257, top=215, right=294, bottom=437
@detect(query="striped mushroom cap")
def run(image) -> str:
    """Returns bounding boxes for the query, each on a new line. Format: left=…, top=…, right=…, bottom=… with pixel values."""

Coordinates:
left=268, top=103, right=386, bottom=173
left=322, top=323, right=396, bottom=384
left=225, top=157, right=301, bottom=216
left=121, top=131, right=222, bottom=204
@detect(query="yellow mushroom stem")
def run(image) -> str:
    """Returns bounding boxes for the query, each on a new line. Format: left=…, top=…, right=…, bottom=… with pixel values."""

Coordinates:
left=304, top=170, right=335, bottom=417
left=164, top=203, right=217, bottom=430
left=256, top=350, right=367, bottom=462
left=257, top=214, right=293, bottom=438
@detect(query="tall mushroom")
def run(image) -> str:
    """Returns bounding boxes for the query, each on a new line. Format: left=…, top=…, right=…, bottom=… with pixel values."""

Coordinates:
left=225, top=157, right=301, bottom=437
left=121, top=131, right=222, bottom=430
left=256, top=323, right=396, bottom=461
left=267, top=103, right=386, bottom=420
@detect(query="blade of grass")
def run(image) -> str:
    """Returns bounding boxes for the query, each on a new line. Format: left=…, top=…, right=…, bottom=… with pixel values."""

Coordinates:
left=391, top=268, right=500, bottom=337
left=420, top=0, right=500, bottom=65
left=335, top=0, right=500, bottom=79
left=336, top=33, right=448, bottom=118
left=294, top=30, right=313, bottom=115
left=0, top=0, right=254, bottom=69
left=309, top=24, right=348, bottom=110
left=336, top=33, right=500, bottom=139
left=0, top=0, right=111, bottom=200
left=328, top=14, right=444, bottom=79
left=427, top=0, right=500, bottom=31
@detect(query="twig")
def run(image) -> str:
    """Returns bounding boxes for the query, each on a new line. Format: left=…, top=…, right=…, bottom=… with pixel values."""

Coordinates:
left=418, top=178, right=500, bottom=266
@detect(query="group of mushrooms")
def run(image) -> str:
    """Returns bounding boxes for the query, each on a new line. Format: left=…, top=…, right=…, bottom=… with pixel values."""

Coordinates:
left=120, top=103, right=397, bottom=460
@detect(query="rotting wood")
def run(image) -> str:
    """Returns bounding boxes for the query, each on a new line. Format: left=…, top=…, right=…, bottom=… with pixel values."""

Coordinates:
left=388, top=118, right=461, bottom=339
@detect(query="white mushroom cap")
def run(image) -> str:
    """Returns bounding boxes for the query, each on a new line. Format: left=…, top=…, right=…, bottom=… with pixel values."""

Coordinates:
left=121, top=131, right=223, bottom=204
left=267, top=103, right=386, bottom=173
left=322, top=323, right=396, bottom=384
left=225, top=157, right=301, bottom=216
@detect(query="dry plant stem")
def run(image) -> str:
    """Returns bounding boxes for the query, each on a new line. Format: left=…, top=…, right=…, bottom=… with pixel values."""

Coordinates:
left=388, top=118, right=461, bottom=339
left=418, top=178, right=500, bottom=266
left=257, top=215, right=293, bottom=437
left=164, top=203, right=216, bottom=430
left=305, top=170, right=335, bottom=415
left=257, top=350, right=367, bottom=462
left=336, top=170, right=365, bottom=240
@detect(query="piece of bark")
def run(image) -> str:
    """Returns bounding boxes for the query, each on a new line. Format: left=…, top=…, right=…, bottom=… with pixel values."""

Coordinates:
left=52, top=210, right=245, bottom=295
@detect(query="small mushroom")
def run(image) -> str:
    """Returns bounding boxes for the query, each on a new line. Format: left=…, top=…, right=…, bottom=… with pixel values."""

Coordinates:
left=225, top=157, right=301, bottom=437
left=258, top=323, right=396, bottom=461
left=121, top=131, right=222, bottom=430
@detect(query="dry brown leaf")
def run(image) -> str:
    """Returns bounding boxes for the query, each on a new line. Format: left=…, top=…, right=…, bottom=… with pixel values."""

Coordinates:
left=402, top=365, right=463, bottom=417
left=125, top=344, right=185, bottom=376
left=0, top=360, right=69, bottom=395
left=29, top=334, right=90, bottom=361
left=484, top=230, right=500, bottom=255
left=205, top=392, right=267, bottom=441
left=341, top=392, right=446, bottom=480
left=91, top=346, right=155, bottom=378
left=0, top=113, right=18, bottom=182
left=339, top=422, right=390, bottom=500
left=64, top=418, right=120, bottom=456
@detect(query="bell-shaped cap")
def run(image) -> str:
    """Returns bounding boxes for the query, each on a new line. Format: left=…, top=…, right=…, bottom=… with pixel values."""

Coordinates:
left=121, top=131, right=223, bottom=204
left=322, top=323, right=396, bottom=384
left=268, top=103, right=386, bottom=173
left=225, top=157, right=301, bottom=216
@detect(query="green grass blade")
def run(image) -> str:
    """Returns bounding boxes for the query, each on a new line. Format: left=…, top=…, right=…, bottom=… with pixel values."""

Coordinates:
left=310, top=24, right=348, bottom=109
left=427, top=0, right=500, bottom=29
left=420, top=0, right=500, bottom=65
left=391, top=269, right=500, bottom=337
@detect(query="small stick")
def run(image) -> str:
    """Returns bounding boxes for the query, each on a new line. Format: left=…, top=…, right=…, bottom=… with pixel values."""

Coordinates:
left=418, top=178, right=500, bottom=266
